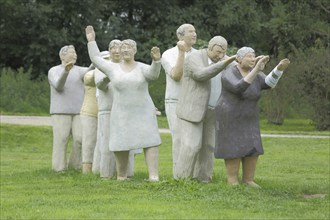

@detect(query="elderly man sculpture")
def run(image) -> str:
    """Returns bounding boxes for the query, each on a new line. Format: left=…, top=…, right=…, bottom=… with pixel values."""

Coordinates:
left=175, top=36, right=236, bottom=182
left=48, top=45, right=91, bottom=172
left=161, top=23, right=197, bottom=177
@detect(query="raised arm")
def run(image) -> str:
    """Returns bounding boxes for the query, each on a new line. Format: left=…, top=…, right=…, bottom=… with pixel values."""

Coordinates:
left=143, top=47, right=161, bottom=81
left=170, top=41, right=186, bottom=81
left=85, top=25, right=114, bottom=79
left=48, top=62, right=74, bottom=91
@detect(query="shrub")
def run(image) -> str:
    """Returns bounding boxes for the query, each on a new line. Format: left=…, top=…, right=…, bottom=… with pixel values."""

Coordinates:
left=0, top=67, right=50, bottom=115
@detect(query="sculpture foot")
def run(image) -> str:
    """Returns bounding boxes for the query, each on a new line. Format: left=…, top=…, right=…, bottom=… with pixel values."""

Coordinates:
left=148, top=176, right=159, bottom=182
left=244, top=181, right=261, bottom=188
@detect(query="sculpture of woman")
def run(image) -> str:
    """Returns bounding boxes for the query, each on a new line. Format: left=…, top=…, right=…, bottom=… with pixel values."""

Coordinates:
left=215, top=47, right=290, bottom=187
left=85, top=25, right=161, bottom=181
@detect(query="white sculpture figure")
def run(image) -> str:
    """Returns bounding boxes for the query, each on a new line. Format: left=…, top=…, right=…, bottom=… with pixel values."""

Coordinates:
left=92, top=51, right=111, bottom=175
left=86, top=25, right=161, bottom=181
left=175, top=36, right=236, bottom=182
left=80, top=68, right=98, bottom=174
left=215, top=47, right=290, bottom=187
left=161, top=24, right=197, bottom=177
left=93, top=43, right=121, bottom=178
left=92, top=43, right=143, bottom=178
left=48, top=45, right=90, bottom=172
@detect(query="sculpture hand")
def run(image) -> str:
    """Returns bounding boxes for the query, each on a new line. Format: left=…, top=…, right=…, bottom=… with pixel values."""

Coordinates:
left=65, top=61, right=74, bottom=72
left=85, top=25, right=96, bottom=42
left=276, top=58, right=290, bottom=71
left=150, top=47, right=161, bottom=61
left=177, top=41, right=186, bottom=52
left=255, top=55, right=269, bottom=71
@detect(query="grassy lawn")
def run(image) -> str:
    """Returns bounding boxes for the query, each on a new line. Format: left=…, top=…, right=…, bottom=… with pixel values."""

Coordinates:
left=1, top=124, right=329, bottom=219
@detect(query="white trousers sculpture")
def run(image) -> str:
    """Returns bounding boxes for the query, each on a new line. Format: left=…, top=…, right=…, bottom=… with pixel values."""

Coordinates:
left=51, top=114, right=82, bottom=172
left=165, top=102, right=181, bottom=177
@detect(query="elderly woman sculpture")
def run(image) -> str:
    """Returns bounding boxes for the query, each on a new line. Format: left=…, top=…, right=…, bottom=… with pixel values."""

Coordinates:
left=80, top=67, right=98, bottom=174
left=85, top=25, right=162, bottom=181
left=214, top=47, right=290, bottom=187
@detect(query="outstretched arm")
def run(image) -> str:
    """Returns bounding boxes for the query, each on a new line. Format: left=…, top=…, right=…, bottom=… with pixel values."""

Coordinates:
left=265, top=58, right=290, bottom=88
left=244, top=55, right=270, bottom=84
left=191, top=55, right=237, bottom=81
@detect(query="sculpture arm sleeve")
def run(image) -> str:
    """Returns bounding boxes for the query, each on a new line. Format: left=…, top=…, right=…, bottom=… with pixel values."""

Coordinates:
left=143, top=60, right=161, bottom=81
left=48, top=68, right=69, bottom=91
left=265, top=67, right=283, bottom=88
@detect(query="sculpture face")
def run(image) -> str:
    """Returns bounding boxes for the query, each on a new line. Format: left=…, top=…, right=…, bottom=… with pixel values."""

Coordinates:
left=62, top=47, right=77, bottom=64
left=208, top=45, right=227, bottom=63
left=110, top=45, right=121, bottom=63
left=182, top=25, right=197, bottom=47
left=239, top=52, right=256, bottom=70
left=121, top=44, right=135, bottom=62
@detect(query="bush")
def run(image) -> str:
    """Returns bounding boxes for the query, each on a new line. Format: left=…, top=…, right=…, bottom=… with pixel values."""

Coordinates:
left=0, top=67, right=50, bottom=115
left=292, top=42, right=330, bottom=130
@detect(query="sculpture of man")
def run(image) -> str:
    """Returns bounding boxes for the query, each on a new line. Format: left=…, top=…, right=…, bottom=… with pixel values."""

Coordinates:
left=175, top=36, right=236, bottom=182
left=161, top=24, right=197, bottom=177
left=48, top=45, right=90, bottom=172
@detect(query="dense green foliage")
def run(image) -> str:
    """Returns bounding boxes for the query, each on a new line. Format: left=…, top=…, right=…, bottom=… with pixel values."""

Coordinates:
left=0, top=0, right=329, bottom=129
left=1, top=124, right=329, bottom=219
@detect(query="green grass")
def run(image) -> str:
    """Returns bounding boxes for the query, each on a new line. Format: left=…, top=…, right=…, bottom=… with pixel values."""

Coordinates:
left=1, top=124, right=329, bottom=219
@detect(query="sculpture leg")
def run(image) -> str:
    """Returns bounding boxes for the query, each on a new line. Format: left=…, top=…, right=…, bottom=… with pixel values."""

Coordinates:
left=92, top=113, right=102, bottom=174
left=114, top=151, right=129, bottom=180
left=81, top=115, right=97, bottom=174
left=165, top=102, right=181, bottom=178
left=242, top=156, right=261, bottom=188
left=51, top=115, right=71, bottom=172
left=193, top=109, right=215, bottom=182
left=175, top=119, right=202, bottom=179
left=144, top=146, right=159, bottom=181
left=68, top=115, right=82, bottom=170
left=127, top=151, right=135, bottom=177
left=224, top=158, right=241, bottom=186
left=99, top=112, right=116, bottom=178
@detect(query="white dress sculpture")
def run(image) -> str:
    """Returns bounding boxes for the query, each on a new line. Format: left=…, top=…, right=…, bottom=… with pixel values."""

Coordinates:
left=85, top=25, right=161, bottom=181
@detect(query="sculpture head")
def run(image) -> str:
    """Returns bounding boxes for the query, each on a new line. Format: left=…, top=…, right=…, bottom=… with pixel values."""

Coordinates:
left=207, top=36, right=227, bottom=63
left=236, top=47, right=256, bottom=70
left=109, top=39, right=122, bottom=63
left=59, top=45, right=77, bottom=65
left=176, top=24, right=197, bottom=47
left=121, top=39, right=137, bottom=62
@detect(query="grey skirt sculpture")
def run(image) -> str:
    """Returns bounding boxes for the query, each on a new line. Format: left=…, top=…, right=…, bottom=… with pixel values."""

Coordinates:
left=214, top=65, right=269, bottom=159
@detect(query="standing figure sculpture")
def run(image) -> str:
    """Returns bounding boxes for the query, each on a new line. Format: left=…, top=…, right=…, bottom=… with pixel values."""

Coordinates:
left=214, top=47, right=290, bottom=187
left=161, top=24, right=197, bottom=177
left=80, top=67, right=99, bottom=174
left=85, top=25, right=162, bottom=181
left=92, top=50, right=112, bottom=175
left=48, top=45, right=90, bottom=172
left=175, top=36, right=236, bottom=182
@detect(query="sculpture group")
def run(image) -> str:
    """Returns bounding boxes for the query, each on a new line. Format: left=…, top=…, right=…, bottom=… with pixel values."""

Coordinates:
left=48, top=24, right=290, bottom=187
